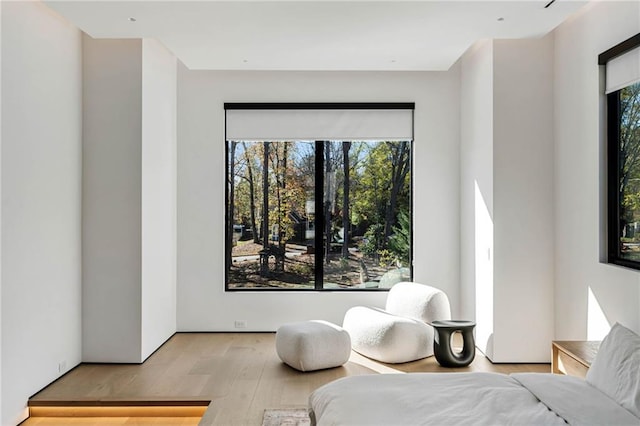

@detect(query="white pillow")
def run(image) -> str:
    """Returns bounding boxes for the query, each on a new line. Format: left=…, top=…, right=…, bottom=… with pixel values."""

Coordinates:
left=586, top=322, right=640, bottom=418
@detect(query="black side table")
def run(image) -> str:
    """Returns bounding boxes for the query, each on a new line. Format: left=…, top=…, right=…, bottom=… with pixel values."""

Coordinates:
left=431, top=320, right=476, bottom=367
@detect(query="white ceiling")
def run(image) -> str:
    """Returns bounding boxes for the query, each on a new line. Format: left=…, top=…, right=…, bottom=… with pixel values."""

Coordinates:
left=44, top=0, right=589, bottom=71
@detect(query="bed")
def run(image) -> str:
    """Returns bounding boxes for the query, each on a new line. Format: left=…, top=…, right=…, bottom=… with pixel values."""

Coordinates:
left=309, top=323, right=640, bottom=426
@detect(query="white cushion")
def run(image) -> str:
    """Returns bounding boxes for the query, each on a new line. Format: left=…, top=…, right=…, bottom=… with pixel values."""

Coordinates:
left=343, top=306, right=433, bottom=363
left=275, top=320, right=351, bottom=372
left=385, top=282, right=451, bottom=323
left=586, top=322, right=640, bottom=418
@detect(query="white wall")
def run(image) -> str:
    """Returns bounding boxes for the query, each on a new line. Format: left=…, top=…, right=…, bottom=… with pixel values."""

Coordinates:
left=460, top=36, right=555, bottom=362
left=1, top=2, right=82, bottom=424
left=82, top=37, right=143, bottom=363
left=554, top=1, right=640, bottom=339
left=83, top=37, right=179, bottom=363
left=141, top=39, right=177, bottom=360
left=493, top=37, right=555, bottom=362
left=0, top=1, right=4, bottom=422
left=460, top=40, right=494, bottom=358
left=177, top=69, right=461, bottom=331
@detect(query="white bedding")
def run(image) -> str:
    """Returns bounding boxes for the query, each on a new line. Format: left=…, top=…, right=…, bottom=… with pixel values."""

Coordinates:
left=309, top=372, right=640, bottom=426
left=513, top=373, right=639, bottom=426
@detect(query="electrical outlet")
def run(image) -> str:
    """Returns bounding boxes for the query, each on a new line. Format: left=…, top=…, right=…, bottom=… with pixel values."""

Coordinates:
left=234, top=320, right=248, bottom=329
left=58, top=360, right=67, bottom=373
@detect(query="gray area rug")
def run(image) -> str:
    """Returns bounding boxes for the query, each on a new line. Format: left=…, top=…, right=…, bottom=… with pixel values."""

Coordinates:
left=262, top=408, right=311, bottom=426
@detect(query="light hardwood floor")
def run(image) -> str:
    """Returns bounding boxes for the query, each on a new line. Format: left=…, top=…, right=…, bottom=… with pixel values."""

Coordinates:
left=27, top=333, right=551, bottom=426
left=23, top=417, right=201, bottom=425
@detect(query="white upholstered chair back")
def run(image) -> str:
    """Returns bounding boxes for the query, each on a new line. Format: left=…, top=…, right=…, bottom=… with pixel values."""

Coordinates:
left=385, top=282, right=451, bottom=324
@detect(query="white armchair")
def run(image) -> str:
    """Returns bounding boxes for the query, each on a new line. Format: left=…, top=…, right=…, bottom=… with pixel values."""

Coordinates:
left=342, top=282, right=451, bottom=363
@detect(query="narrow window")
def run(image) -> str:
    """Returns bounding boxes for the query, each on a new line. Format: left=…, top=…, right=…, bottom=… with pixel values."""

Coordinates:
left=602, top=34, right=640, bottom=269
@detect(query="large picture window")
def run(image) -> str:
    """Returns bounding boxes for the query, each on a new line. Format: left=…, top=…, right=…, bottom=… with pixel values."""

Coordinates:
left=224, top=103, right=413, bottom=290
left=603, top=34, right=640, bottom=269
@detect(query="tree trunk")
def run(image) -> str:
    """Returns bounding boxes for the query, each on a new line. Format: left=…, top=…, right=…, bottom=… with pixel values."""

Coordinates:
left=280, top=143, right=288, bottom=249
left=385, top=183, right=400, bottom=239
left=262, top=142, right=270, bottom=249
left=227, top=141, right=237, bottom=272
left=271, top=145, right=282, bottom=249
left=384, top=141, right=410, bottom=240
left=242, top=142, right=259, bottom=244
left=342, top=142, right=351, bottom=259
left=325, top=142, right=332, bottom=264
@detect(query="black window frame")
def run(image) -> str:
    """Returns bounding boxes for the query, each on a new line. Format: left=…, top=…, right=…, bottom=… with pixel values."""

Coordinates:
left=602, top=34, right=640, bottom=269
left=224, top=102, right=415, bottom=291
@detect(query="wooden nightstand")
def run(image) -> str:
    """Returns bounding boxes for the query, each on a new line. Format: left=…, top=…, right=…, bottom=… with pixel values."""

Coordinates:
left=551, top=341, right=600, bottom=378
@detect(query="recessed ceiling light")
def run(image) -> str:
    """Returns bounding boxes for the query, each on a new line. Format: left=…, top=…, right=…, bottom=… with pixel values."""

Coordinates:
left=497, top=17, right=505, bottom=22
left=128, top=17, right=137, bottom=22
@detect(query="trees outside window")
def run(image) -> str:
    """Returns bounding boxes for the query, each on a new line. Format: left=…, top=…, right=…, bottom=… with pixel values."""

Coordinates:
left=609, top=81, right=640, bottom=268
left=225, top=140, right=412, bottom=290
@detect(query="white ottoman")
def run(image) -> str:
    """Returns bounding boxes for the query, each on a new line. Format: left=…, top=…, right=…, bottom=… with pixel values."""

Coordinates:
left=275, top=320, right=351, bottom=372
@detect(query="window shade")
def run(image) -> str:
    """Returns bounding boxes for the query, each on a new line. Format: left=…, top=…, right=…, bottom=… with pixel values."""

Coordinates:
left=606, top=45, right=640, bottom=94
left=225, top=107, right=413, bottom=141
